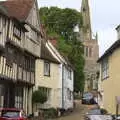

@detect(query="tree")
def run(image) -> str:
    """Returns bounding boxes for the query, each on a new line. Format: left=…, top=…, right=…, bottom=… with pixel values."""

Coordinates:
left=39, top=7, right=85, bottom=92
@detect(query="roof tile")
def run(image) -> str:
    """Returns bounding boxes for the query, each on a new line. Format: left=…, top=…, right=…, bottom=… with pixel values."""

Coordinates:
left=0, top=0, right=34, bottom=21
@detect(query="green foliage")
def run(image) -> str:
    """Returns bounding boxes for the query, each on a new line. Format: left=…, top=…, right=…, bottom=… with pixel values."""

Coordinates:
left=39, top=7, right=85, bottom=92
left=100, top=108, right=108, bottom=114
left=74, top=94, right=81, bottom=100
left=39, top=7, right=82, bottom=41
left=32, top=90, right=47, bottom=104
left=44, top=108, right=58, bottom=119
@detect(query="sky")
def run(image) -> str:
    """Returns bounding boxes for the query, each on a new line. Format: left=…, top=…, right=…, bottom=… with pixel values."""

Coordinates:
left=37, top=0, right=120, bottom=56
left=0, top=0, right=118, bottom=56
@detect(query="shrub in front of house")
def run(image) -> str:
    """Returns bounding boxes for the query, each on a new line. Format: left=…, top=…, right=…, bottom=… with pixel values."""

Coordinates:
left=32, top=89, right=47, bottom=104
left=44, top=108, right=58, bottom=119
left=100, top=108, right=108, bottom=114
left=74, top=94, right=81, bottom=100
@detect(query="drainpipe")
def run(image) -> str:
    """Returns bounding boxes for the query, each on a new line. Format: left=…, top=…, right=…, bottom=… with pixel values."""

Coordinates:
left=62, top=65, right=64, bottom=109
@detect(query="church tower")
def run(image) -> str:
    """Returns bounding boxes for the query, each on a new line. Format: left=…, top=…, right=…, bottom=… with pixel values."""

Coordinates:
left=81, top=0, right=92, bottom=41
left=80, top=0, right=99, bottom=92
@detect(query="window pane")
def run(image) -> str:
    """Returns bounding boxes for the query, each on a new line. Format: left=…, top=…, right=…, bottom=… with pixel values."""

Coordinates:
left=44, top=62, right=50, bottom=76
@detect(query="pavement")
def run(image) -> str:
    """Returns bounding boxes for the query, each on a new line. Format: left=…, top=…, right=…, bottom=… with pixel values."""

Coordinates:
left=53, top=100, right=97, bottom=120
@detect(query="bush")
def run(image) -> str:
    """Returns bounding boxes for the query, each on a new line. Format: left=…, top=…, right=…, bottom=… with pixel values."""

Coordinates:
left=32, top=90, right=47, bottom=104
left=74, top=94, right=81, bottom=100
left=44, top=108, right=58, bottom=119
left=100, top=108, right=108, bottom=114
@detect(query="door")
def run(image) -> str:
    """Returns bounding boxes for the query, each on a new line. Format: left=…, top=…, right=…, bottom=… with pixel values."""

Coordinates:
left=4, top=83, right=15, bottom=108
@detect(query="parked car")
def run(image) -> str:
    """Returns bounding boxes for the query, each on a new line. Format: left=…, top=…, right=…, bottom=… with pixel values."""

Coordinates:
left=82, top=92, right=96, bottom=105
left=112, top=114, right=120, bottom=120
left=85, top=108, right=112, bottom=120
left=0, top=108, right=30, bottom=120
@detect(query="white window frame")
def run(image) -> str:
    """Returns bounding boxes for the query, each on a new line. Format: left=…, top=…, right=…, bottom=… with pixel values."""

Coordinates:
left=101, top=58, right=109, bottom=80
left=44, top=61, right=50, bottom=76
left=68, top=68, right=72, bottom=80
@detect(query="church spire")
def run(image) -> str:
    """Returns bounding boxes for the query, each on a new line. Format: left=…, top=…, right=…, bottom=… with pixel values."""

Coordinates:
left=81, top=0, right=92, bottom=41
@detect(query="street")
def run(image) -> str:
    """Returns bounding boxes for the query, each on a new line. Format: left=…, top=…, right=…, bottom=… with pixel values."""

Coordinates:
left=54, top=100, right=95, bottom=120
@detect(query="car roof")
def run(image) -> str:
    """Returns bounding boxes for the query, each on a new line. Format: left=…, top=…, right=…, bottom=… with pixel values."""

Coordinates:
left=87, top=108, right=101, bottom=115
left=88, top=115, right=112, bottom=120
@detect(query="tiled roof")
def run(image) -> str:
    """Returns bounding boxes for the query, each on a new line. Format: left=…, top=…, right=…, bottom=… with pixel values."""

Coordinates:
left=41, top=41, right=60, bottom=64
left=0, top=0, right=34, bottom=21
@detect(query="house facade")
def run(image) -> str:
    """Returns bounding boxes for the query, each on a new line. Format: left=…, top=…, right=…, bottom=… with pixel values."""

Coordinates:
left=35, top=32, right=74, bottom=110
left=35, top=41, right=61, bottom=109
left=46, top=41, right=74, bottom=110
left=98, top=25, right=120, bottom=114
left=0, top=0, right=41, bottom=114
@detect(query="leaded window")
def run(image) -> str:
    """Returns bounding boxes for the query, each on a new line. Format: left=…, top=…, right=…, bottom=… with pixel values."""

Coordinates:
left=13, top=24, right=21, bottom=40
left=15, top=87, right=23, bottom=109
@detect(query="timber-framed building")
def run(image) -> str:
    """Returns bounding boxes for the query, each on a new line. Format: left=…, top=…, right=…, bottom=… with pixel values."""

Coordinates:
left=0, top=0, right=41, bottom=114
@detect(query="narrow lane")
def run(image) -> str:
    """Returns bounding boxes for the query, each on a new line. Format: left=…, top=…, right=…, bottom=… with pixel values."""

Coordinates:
left=54, top=100, right=93, bottom=120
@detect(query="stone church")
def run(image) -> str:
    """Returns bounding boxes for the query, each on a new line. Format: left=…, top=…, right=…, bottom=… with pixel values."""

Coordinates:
left=80, top=0, right=99, bottom=92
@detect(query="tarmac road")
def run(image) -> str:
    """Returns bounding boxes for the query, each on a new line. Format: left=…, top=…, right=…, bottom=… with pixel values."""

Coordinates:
left=53, top=100, right=96, bottom=120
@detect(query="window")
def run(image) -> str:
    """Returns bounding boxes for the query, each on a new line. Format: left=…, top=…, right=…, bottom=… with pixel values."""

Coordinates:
left=15, top=87, right=23, bottom=109
left=101, top=58, right=109, bottom=80
left=0, top=85, right=4, bottom=108
left=84, top=46, right=92, bottom=57
left=44, top=61, right=50, bottom=76
left=83, top=7, right=86, bottom=12
left=24, top=56, right=30, bottom=71
left=31, top=58, right=35, bottom=72
left=39, top=87, right=51, bottom=101
left=68, top=68, right=72, bottom=80
left=25, top=25, right=38, bottom=41
left=13, top=24, right=21, bottom=40
left=0, top=16, right=6, bottom=33
left=85, top=46, right=88, bottom=57
left=89, top=47, right=92, bottom=57
left=67, top=88, right=72, bottom=100
left=6, top=47, right=14, bottom=67
left=2, top=111, right=19, bottom=118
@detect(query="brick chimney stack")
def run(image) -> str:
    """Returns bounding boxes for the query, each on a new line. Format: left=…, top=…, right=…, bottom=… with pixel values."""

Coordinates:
left=49, top=37, right=57, bottom=47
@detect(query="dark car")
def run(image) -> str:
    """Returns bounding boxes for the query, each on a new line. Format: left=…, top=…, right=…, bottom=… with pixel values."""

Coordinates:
left=85, top=108, right=112, bottom=120
left=112, top=114, right=120, bottom=120
left=0, top=108, right=29, bottom=120
left=82, top=92, right=95, bottom=105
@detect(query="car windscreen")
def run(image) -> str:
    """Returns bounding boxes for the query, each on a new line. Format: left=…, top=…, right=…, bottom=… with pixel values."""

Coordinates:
left=83, top=93, right=93, bottom=98
left=1, top=110, right=20, bottom=118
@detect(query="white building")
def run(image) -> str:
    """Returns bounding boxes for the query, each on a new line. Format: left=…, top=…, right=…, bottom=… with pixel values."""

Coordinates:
left=46, top=40, right=74, bottom=110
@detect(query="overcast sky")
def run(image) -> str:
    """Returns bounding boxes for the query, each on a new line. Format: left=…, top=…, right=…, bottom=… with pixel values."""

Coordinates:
left=38, top=0, right=120, bottom=56
left=0, top=0, right=118, bottom=56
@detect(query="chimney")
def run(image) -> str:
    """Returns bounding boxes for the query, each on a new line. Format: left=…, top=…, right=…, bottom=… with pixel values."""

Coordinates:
left=116, top=25, right=120, bottom=40
left=49, top=37, right=58, bottom=47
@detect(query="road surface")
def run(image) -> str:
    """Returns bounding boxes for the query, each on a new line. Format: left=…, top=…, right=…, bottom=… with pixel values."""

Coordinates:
left=54, top=100, right=96, bottom=120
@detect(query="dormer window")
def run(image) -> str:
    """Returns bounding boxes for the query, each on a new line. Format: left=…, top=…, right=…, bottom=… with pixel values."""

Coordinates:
left=13, top=24, right=21, bottom=40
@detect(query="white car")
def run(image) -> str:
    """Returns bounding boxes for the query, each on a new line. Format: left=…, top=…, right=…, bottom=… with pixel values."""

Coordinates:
left=87, top=115, right=113, bottom=120
left=85, top=108, right=112, bottom=120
